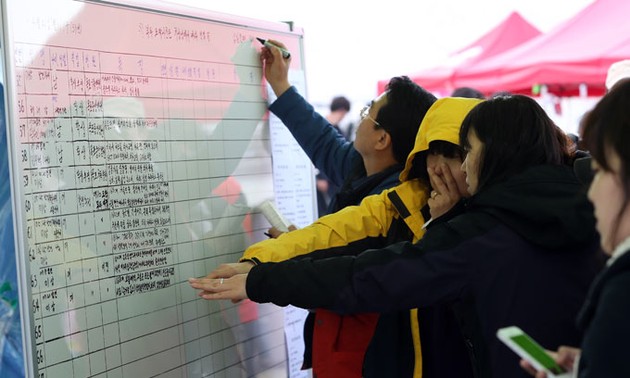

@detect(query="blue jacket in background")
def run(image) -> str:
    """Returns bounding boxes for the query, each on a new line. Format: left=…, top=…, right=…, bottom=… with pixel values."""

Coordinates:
left=269, top=86, right=402, bottom=213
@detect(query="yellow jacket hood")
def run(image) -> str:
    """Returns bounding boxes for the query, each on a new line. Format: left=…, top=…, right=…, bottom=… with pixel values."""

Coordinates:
left=400, top=97, right=483, bottom=182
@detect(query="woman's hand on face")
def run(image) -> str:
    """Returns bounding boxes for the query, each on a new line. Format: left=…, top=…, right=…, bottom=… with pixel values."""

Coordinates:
left=428, top=163, right=462, bottom=219
left=188, top=273, right=249, bottom=303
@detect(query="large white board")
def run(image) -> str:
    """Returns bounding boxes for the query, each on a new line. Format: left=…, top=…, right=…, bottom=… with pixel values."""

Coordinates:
left=0, top=0, right=316, bottom=376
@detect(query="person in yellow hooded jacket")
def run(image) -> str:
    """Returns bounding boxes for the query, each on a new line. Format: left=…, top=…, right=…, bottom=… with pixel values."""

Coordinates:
left=192, top=97, right=483, bottom=378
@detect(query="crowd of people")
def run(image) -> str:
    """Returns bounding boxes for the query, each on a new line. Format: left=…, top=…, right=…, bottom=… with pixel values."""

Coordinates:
left=189, top=40, right=630, bottom=378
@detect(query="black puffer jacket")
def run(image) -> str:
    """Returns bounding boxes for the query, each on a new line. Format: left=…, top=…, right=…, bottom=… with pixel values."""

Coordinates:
left=248, top=164, right=604, bottom=377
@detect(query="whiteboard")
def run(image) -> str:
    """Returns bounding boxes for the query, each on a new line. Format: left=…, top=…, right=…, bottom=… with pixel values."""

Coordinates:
left=0, top=0, right=316, bottom=376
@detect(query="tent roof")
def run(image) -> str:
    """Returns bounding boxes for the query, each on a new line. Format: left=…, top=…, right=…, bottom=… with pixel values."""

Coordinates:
left=451, top=11, right=542, bottom=62
left=455, top=0, right=630, bottom=96
left=377, top=11, right=541, bottom=94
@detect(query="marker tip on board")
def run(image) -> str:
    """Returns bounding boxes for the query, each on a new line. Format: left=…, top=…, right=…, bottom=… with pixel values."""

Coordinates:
left=256, top=37, right=291, bottom=59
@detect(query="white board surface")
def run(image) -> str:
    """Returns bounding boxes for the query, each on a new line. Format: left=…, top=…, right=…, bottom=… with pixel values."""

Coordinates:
left=0, top=0, right=315, bottom=376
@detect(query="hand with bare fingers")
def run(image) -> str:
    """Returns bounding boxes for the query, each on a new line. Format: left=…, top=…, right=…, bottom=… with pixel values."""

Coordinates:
left=519, top=346, right=579, bottom=377
left=427, top=163, right=462, bottom=219
left=267, top=224, right=298, bottom=238
left=259, top=39, right=291, bottom=97
left=205, top=261, right=255, bottom=280
left=189, top=273, right=249, bottom=303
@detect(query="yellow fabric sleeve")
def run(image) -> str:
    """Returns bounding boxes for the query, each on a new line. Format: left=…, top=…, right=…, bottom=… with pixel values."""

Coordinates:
left=241, top=188, right=398, bottom=263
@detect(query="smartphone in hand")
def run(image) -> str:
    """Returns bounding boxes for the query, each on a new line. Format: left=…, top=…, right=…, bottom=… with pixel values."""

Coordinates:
left=497, top=326, right=570, bottom=378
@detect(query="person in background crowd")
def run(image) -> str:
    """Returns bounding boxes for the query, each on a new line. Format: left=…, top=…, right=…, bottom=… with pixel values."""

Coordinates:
left=452, top=86, right=485, bottom=99
left=326, top=95, right=351, bottom=136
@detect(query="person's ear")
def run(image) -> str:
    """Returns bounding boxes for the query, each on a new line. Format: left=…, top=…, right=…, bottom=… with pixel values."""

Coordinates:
left=374, top=129, right=391, bottom=151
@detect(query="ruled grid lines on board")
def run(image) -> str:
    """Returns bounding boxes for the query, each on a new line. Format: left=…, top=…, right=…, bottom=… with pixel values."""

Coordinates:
left=16, top=39, right=283, bottom=377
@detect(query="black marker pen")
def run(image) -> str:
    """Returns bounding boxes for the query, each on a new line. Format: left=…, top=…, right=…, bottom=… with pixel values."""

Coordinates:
left=256, top=37, right=291, bottom=59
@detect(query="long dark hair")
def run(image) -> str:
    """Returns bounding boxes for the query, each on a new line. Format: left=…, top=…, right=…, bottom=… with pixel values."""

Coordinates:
left=459, top=95, right=573, bottom=191
left=582, top=78, right=630, bottom=240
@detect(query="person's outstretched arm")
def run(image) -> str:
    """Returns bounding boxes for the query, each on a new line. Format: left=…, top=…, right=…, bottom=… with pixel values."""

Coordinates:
left=242, top=188, right=407, bottom=262
left=199, top=180, right=426, bottom=284
left=190, top=218, right=474, bottom=313
left=262, top=40, right=357, bottom=186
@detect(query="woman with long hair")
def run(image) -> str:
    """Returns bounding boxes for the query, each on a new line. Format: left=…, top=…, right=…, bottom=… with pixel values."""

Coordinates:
left=521, top=79, right=630, bottom=378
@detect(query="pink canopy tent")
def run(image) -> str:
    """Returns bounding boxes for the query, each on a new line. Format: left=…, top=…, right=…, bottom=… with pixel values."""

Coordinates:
left=454, top=0, right=630, bottom=96
left=376, top=11, right=541, bottom=95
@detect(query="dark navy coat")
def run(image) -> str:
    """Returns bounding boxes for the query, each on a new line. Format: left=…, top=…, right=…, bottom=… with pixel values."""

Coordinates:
left=248, top=164, right=604, bottom=377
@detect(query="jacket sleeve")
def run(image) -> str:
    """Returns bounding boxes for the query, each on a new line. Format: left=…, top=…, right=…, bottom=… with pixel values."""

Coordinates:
left=269, top=86, right=359, bottom=186
left=241, top=188, right=401, bottom=263
left=579, top=272, right=630, bottom=378
left=246, top=219, right=476, bottom=314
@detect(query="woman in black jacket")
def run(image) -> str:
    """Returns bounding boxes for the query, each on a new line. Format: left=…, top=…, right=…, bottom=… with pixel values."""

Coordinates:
left=192, top=95, right=603, bottom=378
left=522, top=79, right=630, bottom=378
